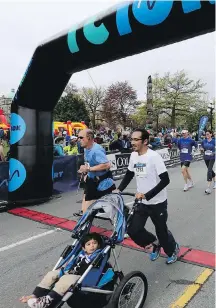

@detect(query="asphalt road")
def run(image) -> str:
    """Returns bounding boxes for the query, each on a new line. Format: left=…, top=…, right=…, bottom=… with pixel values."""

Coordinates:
left=0, top=161, right=215, bottom=308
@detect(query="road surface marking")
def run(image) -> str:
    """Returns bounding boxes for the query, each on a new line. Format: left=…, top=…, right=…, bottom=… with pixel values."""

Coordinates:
left=0, top=228, right=61, bottom=253
left=170, top=268, right=214, bottom=308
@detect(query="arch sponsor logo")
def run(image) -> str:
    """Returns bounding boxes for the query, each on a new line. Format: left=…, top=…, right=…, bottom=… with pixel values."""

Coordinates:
left=10, top=113, right=26, bottom=145
left=8, top=158, right=27, bottom=192
left=67, top=0, right=214, bottom=54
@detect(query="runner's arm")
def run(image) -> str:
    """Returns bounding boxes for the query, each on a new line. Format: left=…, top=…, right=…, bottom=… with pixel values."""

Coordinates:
left=118, top=170, right=135, bottom=191
left=89, top=162, right=110, bottom=172
left=145, top=171, right=170, bottom=201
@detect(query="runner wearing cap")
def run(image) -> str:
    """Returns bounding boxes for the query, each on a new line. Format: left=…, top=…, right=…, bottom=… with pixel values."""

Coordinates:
left=178, top=130, right=197, bottom=192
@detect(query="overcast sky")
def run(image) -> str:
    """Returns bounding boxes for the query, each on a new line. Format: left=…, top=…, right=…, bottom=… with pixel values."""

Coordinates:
left=0, top=0, right=215, bottom=100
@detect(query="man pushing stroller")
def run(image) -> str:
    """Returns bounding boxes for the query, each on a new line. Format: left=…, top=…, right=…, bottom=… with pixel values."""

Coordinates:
left=19, top=233, right=102, bottom=308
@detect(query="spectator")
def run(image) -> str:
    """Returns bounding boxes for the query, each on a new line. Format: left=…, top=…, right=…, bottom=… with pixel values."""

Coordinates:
left=63, top=136, right=78, bottom=155
left=110, top=133, right=123, bottom=151
left=164, top=133, right=172, bottom=147
left=149, top=135, right=159, bottom=150
left=94, top=133, right=103, bottom=144
left=154, top=133, right=162, bottom=147
left=121, top=134, right=131, bottom=152
left=107, top=130, right=114, bottom=142
left=54, top=137, right=65, bottom=156
left=0, top=127, right=4, bottom=140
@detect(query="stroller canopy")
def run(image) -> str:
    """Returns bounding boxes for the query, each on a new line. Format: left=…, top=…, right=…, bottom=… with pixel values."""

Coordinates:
left=73, top=193, right=126, bottom=244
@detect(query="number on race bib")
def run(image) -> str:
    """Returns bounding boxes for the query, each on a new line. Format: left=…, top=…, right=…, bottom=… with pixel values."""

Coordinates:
left=134, top=163, right=147, bottom=178
left=181, top=148, right=188, bottom=154
left=205, top=150, right=212, bottom=156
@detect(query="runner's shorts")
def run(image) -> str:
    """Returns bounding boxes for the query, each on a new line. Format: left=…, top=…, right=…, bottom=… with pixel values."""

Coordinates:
left=84, top=176, right=116, bottom=201
left=181, top=161, right=191, bottom=168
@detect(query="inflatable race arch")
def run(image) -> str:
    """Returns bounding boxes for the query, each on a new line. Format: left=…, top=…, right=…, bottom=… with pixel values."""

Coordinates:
left=9, top=0, right=215, bottom=204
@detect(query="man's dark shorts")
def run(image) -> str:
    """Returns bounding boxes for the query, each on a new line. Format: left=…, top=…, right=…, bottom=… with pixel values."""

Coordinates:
left=84, top=176, right=116, bottom=201
left=181, top=161, right=191, bottom=168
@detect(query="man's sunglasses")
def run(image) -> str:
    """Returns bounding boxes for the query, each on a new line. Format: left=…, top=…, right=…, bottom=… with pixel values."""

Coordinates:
left=78, top=136, right=84, bottom=139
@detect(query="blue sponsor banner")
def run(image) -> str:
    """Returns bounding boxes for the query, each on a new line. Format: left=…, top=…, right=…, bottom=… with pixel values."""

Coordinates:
left=53, top=155, right=79, bottom=194
left=198, top=115, right=209, bottom=141
left=0, top=155, right=79, bottom=200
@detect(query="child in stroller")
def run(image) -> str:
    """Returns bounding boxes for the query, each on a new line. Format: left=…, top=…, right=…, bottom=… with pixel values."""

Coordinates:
left=20, top=233, right=103, bottom=308
left=20, top=193, right=148, bottom=308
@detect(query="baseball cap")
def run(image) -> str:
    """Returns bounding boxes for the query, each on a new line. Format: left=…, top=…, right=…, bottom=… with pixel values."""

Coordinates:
left=71, top=135, right=77, bottom=140
left=181, top=130, right=188, bottom=134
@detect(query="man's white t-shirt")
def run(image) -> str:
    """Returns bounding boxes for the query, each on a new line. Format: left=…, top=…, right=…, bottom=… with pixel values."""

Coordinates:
left=128, top=149, right=167, bottom=205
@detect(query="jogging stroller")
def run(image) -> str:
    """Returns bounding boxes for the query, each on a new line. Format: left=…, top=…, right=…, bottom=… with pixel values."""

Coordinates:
left=51, top=193, right=148, bottom=308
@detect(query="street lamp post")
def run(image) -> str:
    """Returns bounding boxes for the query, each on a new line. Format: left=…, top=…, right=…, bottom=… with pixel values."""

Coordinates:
left=207, top=102, right=215, bottom=131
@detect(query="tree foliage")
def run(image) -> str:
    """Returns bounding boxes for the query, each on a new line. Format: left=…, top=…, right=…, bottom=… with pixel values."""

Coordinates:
left=152, top=70, right=206, bottom=127
left=64, top=82, right=78, bottom=95
left=53, top=93, right=90, bottom=124
left=131, top=101, right=147, bottom=127
left=81, top=86, right=105, bottom=129
left=103, top=81, right=139, bottom=129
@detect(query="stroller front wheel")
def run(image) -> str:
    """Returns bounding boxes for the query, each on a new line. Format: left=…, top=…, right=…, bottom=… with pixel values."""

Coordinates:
left=109, top=271, right=148, bottom=308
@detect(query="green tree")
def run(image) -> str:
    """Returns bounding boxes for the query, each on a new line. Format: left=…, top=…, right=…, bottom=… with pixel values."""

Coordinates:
left=152, top=71, right=206, bottom=128
left=53, top=93, right=90, bottom=124
left=131, top=101, right=147, bottom=127
left=183, top=99, right=214, bottom=132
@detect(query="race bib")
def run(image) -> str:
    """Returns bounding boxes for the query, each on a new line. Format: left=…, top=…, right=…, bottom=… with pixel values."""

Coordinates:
left=134, top=163, right=147, bottom=178
left=205, top=150, right=212, bottom=156
left=181, top=148, right=188, bottom=154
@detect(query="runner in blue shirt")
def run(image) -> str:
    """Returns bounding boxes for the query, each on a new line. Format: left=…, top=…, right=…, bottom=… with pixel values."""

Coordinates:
left=74, top=129, right=115, bottom=216
left=178, top=130, right=197, bottom=191
left=200, top=130, right=215, bottom=194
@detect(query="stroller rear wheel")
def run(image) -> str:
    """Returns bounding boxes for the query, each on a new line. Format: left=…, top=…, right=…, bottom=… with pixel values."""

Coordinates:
left=108, top=271, right=148, bottom=308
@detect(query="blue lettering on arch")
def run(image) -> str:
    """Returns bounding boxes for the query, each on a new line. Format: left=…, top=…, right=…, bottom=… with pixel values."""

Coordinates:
left=182, top=1, right=201, bottom=13
left=10, top=113, right=26, bottom=145
left=116, top=3, right=132, bottom=36
left=83, top=16, right=109, bottom=45
left=132, top=0, right=173, bottom=26
left=67, top=26, right=80, bottom=54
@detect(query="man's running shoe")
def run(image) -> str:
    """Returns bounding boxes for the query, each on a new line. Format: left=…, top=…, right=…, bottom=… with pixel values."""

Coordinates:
left=183, top=184, right=188, bottom=192
left=73, top=210, right=83, bottom=217
left=150, top=244, right=161, bottom=261
left=188, top=181, right=194, bottom=189
left=166, top=243, right=180, bottom=265
left=28, top=295, right=53, bottom=308
left=205, top=188, right=211, bottom=194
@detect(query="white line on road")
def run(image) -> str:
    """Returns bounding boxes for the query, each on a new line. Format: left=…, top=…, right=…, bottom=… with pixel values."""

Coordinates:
left=0, top=228, right=61, bottom=253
